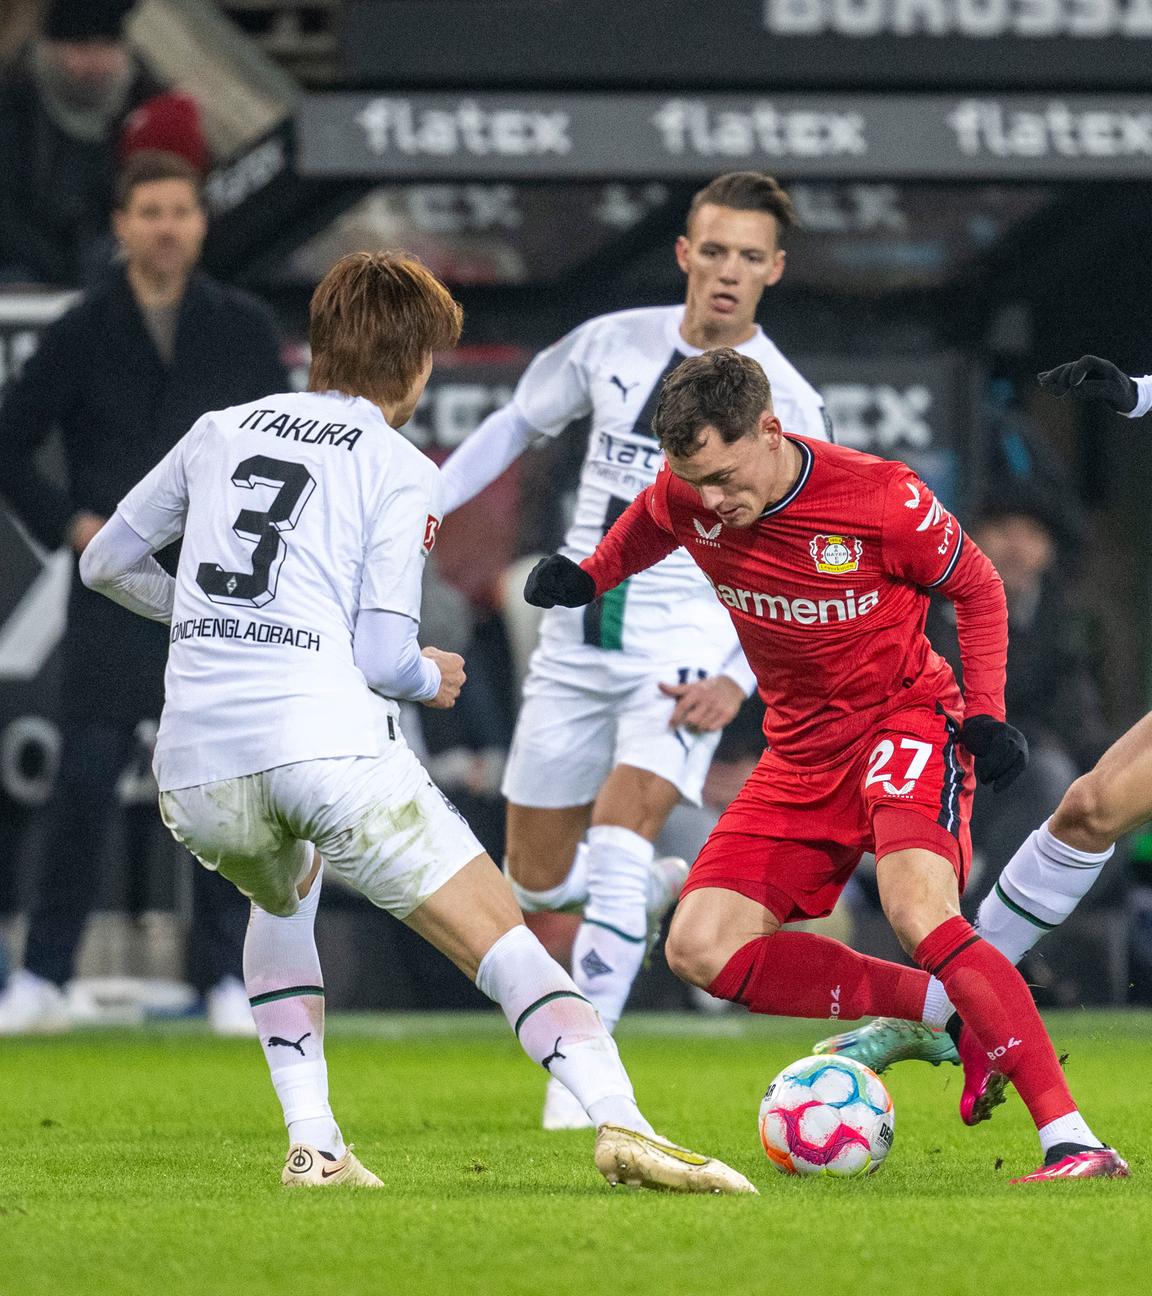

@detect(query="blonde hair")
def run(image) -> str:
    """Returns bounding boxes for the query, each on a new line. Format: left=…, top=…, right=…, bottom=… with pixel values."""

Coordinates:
left=308, top=251, right=463, bottom=404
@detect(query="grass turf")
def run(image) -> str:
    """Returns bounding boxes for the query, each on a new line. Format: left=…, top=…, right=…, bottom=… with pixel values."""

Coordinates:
left=1, top=1010, right=1147, bottom=1296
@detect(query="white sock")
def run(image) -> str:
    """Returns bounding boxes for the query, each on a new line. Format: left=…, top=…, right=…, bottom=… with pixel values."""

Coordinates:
left=506, top=842, right=589, bottom=913
left=571, top=826, right=652, bottom=1033
left=475, top=925, right=653, bottom=1135
left=1038, top=1111, right=1103, bottom=1153
left=978, top=819, right=1113, bottom=965
left=244, top=866, right=344, bottom=1157
left=921, top=976, right=954, bottom=1030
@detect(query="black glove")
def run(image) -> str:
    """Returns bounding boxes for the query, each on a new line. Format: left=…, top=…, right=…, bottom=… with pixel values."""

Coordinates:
left=1037, top=355, right=1137, bottom=414
left=958, top=715, right=1028, bottom=793
left=523, top=554, right=597, bottom=608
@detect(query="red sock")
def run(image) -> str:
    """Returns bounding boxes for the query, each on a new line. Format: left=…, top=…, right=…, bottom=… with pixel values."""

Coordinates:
left=707, top=932, right=928, bottom=1023
left=914, top=916, right=1075, bottom=1128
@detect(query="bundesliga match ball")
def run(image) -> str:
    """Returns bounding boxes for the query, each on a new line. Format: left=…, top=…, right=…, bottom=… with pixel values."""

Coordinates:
left=758, top=1054, right=895, bottom=1177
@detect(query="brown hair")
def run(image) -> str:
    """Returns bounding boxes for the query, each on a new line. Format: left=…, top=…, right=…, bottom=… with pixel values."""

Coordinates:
left=115, top=150, right=203, bottom=210
left=308, top=251, right=463, bottom=405
left=685, top=171, right=796, bottom=242
left=652, top=349, right=773, bottom=459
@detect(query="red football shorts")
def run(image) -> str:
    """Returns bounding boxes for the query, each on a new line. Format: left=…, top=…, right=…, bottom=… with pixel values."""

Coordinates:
left=684, top=702, right=976, bottom=925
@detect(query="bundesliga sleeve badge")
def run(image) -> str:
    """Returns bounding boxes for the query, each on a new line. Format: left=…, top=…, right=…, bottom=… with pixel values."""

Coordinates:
left=423, top=514, right=441, bottom=554
left=810, top=534, right=862, bottom=575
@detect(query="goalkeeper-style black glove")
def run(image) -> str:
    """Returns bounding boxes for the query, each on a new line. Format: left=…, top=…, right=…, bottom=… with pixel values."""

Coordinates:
left=958, top=715, right=1028, bottom=793
left=523, top=554, right=597, bottom=608
left=1037, top=355, right=1138, bottom=413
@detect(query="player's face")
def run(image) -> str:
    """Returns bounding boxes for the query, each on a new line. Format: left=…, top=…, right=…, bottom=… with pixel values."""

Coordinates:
left=666, top=412, right=782, bottom=528
left=114, top=179, right=207, bottom=282
left=675, top=205, right=786, bottom=344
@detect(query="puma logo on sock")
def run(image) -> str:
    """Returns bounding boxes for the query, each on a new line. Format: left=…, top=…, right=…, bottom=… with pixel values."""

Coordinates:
left=268, top=1032, right=311, bottom=1056
left=542, top=1037, right=567, bottom=1071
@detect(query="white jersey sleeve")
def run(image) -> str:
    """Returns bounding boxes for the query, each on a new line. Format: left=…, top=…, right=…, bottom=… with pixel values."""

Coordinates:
left=118, top=414, right=211, bottom=549
left=1127, top=375, right=1152, bottom=419
left=360, top=460, right=441, bottom=621
left=511, top=320, right=596, bottom=437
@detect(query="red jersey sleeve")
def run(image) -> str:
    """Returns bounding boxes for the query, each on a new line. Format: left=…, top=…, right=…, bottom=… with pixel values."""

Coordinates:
left=882, top=467, right=1008, bottom=722
left=579, top=470, right=680, bottom=595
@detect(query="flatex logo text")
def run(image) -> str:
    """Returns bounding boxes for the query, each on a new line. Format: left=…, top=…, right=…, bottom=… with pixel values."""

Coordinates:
left=949, top=100, right=1152, bottom=158
left=652, top=99, right=867, bottom=158
left=357, top=98, right=572, bottom=157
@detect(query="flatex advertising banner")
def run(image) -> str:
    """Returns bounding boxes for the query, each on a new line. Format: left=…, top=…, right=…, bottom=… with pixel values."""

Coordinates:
left=298, top=92, right=1152, bottom=181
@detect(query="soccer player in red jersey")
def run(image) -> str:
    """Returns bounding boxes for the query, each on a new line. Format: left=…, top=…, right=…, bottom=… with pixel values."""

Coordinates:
left=524, top=349, right=1128, bottom=1182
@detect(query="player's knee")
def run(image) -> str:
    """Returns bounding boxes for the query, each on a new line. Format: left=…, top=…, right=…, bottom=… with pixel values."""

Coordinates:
left=664, top=919, right=725, bottom=989
left=1054, top=774, right=1117, bottom=852
left=882, top=891, right=957, bottom=958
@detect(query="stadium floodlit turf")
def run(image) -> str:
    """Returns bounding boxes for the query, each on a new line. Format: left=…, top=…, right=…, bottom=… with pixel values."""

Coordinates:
left=2, top=1010, right=1147, bottom=1296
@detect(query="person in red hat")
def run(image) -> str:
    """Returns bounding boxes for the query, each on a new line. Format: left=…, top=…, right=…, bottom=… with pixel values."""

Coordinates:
left=0, top=0, right=194, bottom=285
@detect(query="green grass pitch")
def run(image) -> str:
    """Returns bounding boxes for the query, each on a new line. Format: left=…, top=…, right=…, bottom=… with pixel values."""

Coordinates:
left=1, top=1010, right=1148, bottom=1296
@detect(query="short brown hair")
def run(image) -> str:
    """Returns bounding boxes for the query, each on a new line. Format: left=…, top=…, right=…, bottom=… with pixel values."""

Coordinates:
left=685, top=172, right=796, bottom=241
left=115, top=150, right=203, bottom=210
left=308, top=251, right=463, bottom=406
left=652, top=349, right=773, bottom=459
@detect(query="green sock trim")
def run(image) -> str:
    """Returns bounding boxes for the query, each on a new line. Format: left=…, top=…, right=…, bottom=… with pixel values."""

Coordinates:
left=248, top=984, right=325, bottom=1008
left=513, top=990, right=589, bottom=1039
left=583, top=917, right=646, bottom=944
left=994, top=882, right=1057, bottom=931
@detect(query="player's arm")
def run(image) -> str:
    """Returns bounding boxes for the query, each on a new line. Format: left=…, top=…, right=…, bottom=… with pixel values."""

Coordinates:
left=438, top=405, right=541, bottom=514
left=882, top=470, right=1026, bottom=792
left=79, top=513, right=176, bottom=623
left=658, top=642, right=756, bottom=733
left=523, top=484, right=680, bottom=608
left=78, top=421, right=207, bottom=623
left=438, top=322, right=596, bottom=514
left=1037, top=355, right=1150, bottom=417
left=361, top=463, right=463, bottom=707
left=353, top=609, right=462, bottom=709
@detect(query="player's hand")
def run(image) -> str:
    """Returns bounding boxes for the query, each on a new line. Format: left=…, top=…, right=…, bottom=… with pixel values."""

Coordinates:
left=421, top=646, right=465, bottom=709
left=958, top=714, right=1028, bottom=793
left=659, top=674, right=745, bottom=734
left=68, top=511, right=107, bottom=553
left=523, top=554, right=596, bottom=608
left=1037, top=355, right=1137, bottom=413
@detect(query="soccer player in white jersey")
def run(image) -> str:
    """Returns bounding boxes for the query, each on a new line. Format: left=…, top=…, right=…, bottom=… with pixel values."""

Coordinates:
left=815, top=352, right=1151, bottom=1114
left=439, top=172, right=829, bottom=1128
left=77, top=250, right=754, bottom=1195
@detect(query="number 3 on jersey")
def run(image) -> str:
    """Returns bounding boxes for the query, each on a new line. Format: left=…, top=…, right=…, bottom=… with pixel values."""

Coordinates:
left=196, top=455, right=316, bottom=608
left=865, top=737, right=932, bottom=798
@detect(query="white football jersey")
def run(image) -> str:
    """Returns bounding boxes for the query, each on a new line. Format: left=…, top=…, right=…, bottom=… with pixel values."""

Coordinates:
left=513, top=304, right=829, bottom=656
left=117, top=391, right=441, bottom=791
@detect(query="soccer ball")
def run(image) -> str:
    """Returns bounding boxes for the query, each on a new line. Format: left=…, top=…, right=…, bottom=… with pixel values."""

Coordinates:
left=758, top=1054, right=894, bottom=1177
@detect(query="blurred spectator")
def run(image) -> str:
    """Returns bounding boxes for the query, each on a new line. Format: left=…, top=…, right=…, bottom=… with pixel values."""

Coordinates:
left=927, top=486, right=1113, bottom=903
left=0, top=0, right=205, bottom=287
left=0, top=149, right=289, bottom=1035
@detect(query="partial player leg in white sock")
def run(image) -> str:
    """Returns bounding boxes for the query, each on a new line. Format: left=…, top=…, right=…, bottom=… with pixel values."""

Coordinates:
left=918, top=817, right=1113, bottom=1038
left=244, top=865, right=344, bottom=1156
left=475, top=925, right=654, bottom=1135
left=506, top=842, right=589, bottom=913
left=1038, top=1111, right=1103, bottom=1153
left=571, top=826, right=652, bottom=1033
left=978, top=819, right=1114, bottom=965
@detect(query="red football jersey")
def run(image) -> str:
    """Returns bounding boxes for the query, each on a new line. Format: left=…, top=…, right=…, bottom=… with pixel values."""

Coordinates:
left=582, top=435, right=1007, bottom=763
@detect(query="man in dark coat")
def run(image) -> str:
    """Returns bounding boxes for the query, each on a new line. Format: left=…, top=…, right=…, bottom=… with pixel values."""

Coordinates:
left=0, top=0, right=162, bottom=286
left=0, top=149, right=289, bottom=1032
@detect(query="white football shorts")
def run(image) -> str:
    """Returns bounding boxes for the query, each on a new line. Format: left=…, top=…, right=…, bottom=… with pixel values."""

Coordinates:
left=159, top=733, right=484, bottom=919
left=502, top=646, right=726, bottom=809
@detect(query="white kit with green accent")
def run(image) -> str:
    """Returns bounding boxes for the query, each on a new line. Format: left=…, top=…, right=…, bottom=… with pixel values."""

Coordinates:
left=512, top=304, right=829, bottom=658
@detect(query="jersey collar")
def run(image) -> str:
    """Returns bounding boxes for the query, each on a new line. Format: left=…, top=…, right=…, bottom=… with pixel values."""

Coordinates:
left=758, top=438, right=813, bottom=518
